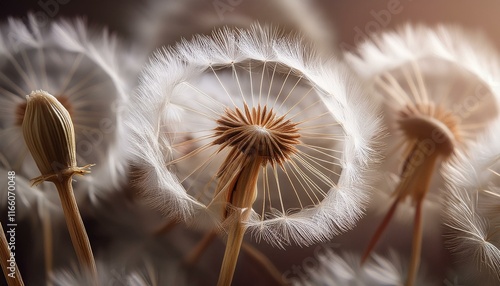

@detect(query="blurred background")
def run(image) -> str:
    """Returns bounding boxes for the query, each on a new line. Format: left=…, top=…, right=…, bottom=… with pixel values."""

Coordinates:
left=3, top=0, right=500, bottom=52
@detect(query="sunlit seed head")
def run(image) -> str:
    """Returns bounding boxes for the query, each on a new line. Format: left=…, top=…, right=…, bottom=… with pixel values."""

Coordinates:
left=213, top=104, right=300, bottom=167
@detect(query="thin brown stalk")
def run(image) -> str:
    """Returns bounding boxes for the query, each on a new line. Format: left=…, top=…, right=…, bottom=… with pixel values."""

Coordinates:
left=212, top=103, right=301, bottom=285
left=182, top=228, right=285, bottom=286
left=54, top=178, right=97, bottom=285
left=0, top=222, right=24, bottom=286
left=217, top=157, right=262, bottom=286
left=153, top=220, right=178, bottom=236
left=361, top=196, right=401, bottom=264
left=241, top=242, right=286, bottom=286
left=217, top=218, right=246, bottom=286
left=183, top=231, right=217, bottom=266
left=40, top=205, right=53, bottom=286
left=406, top=199, right=423, bottom=286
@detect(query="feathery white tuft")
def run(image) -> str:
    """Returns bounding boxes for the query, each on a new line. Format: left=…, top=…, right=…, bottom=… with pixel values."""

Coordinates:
left=443, top=119, right=500, bottom=282
left=297, top=250, right=436, bottom=286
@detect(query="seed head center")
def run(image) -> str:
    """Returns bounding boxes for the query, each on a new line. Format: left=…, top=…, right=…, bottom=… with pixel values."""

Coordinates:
left=398, top=103, right=460, bottom=157
left=213, top=103, right=301, bottom=166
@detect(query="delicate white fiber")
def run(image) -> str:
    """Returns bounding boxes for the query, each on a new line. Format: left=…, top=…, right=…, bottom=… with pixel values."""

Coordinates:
left=443, top=120, right=500, bottom=283
left=297, top=250, right=435, bottom=286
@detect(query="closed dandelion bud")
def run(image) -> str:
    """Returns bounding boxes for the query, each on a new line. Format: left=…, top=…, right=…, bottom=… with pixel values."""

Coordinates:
left=22, top=90, right=92, bottom=185
left=21, top=90, right=98, bottom=283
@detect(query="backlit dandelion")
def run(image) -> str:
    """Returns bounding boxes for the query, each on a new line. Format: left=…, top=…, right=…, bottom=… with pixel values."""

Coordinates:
left=346, top=24, right=500, bottom=285
left=129, top=25, right=381, bottom=285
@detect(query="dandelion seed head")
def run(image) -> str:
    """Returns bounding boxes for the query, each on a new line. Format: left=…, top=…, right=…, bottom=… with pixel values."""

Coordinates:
left=0, top=15, right=134, bottom=208
left=213, top=104, right=300, bottom=167
left=398, top=103, right=459, bottom=157
left=346, top=24, right=500, bottom=283
left=129, top=24, right=382, bottom=246
left=347, top=24, right=500, bottom=201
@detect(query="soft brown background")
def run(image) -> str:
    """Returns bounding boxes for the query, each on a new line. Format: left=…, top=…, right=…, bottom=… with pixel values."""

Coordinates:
left=3, top=0, right=500, bottom=50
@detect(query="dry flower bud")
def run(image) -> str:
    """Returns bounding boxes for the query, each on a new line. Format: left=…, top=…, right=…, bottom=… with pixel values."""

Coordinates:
left=22, top=90, right=93, bottom=185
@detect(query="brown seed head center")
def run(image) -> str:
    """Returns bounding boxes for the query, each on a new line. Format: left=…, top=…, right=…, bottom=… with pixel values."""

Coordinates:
left=398, top=103, right=460, bottom=157
left=213, top=103, right=301, bottom=166
left=16, top=95, right=73, bottom=126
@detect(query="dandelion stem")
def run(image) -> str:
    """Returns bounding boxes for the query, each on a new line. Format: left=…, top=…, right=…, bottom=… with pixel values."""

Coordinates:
left=40, top=204, right=53, bottom=286
left=0, top=222, right=24, bottom=286
left=361, top=196, right=401, bottom=264
left=362, top=138, right=439, bottom=286
left=184, top=231, right=217, bottom=266
left=241, top=242, right=286, bottom=286
left=54, top=178, right=97, bottom=285
left=153, top=220, right=178, bottom=236
left=218, top=218, right=246, bottom=286
left=217, top=157, right=262, bottom=286
left=182, top=227, right=285, bottom=286
left=406, top=199, right=423, bottom=286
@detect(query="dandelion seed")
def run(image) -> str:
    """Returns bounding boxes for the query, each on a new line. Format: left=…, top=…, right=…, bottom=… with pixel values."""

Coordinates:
left=346, top=24, right=500, bottom=286
left=129, top=25, right=381, bottom=285
left=443, top=120, right=500, bottom=284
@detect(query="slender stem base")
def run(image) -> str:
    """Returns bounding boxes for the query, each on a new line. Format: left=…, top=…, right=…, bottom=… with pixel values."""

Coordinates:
left=0, top=222, right=24, bottom=286
left=217, top=218, right=246, bottom=286
left=361, top=196, right=401, bottom=264
left=216, top=156, right=262, bottom=286
left=241, top=242, right=285, bottom=286
left=406, top=200, right=423, bottom=286
left=361, top=140, right=439, bottom=286
left=54, top=179, right=97, bottom=284
left=153, top=220, right=178, bottom=236
left=184, top=231, right=217, bottom=266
